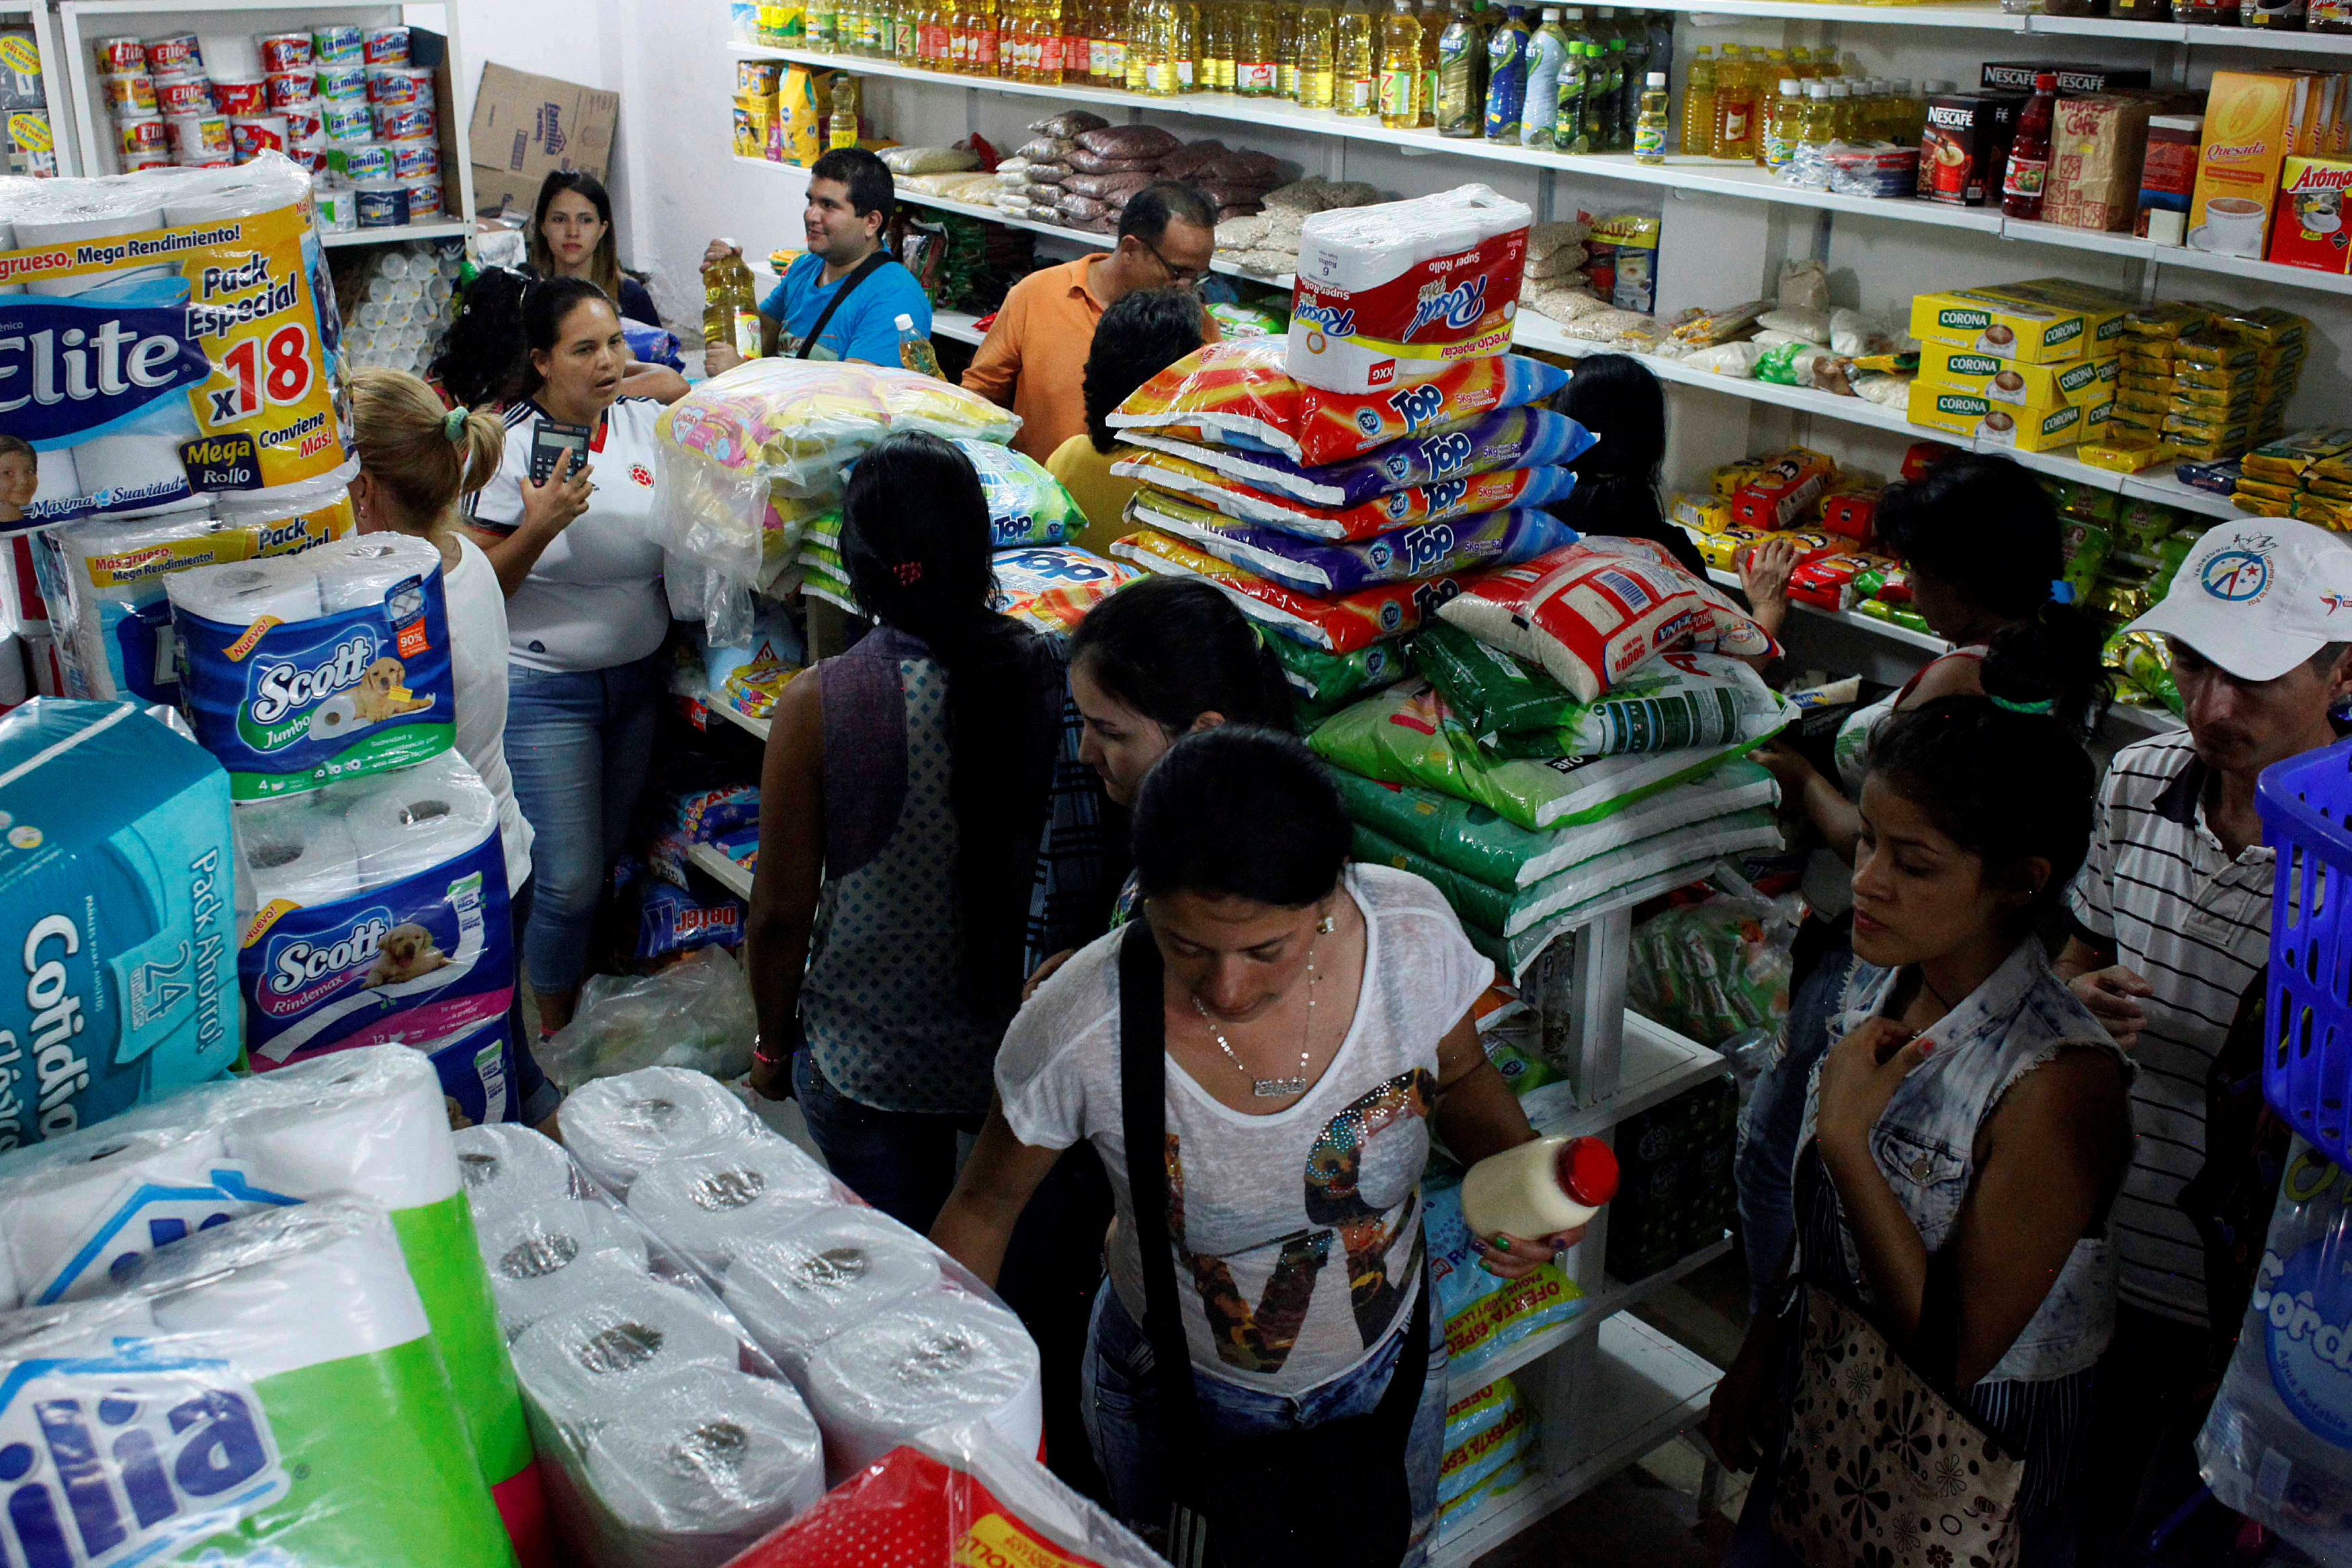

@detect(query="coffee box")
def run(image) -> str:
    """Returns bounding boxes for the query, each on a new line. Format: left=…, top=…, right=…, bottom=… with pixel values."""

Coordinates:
left=1907, top=382, right=2094, bottom=451
left=2138, top=114, right=2205, bottom=241
left=1919, top=344, right=2118, bottom=408
left=2269, top=155, right=2352, bottom=273
left=1908, top=279, right=2132, bottom=364
left=2046, top=95, right=2157, bottom=232
left=1920, top=91, right=2027, bottom=207
left=1982, top=62, right=2153, bottom=95
left=2190, top=71, right=2305, bottom=257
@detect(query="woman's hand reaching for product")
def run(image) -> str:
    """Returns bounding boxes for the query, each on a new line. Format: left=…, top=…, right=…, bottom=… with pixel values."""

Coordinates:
left=1815, top=1016, right=1929, bottom=1152
left=1471, top=1224, right=1585, bottom=1280
left=519, top=451, right=594, bottom=537
left=1740, top=537, right=1800, bottom=637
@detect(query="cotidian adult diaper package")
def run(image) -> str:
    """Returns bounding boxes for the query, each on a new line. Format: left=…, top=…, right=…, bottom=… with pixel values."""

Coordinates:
left=1288, top=185, right=1533, bottom=394
left=0, top=155, right=356, bottom=529
left=169, top=531, right=455, bottom=799
left=0, top=698, right=239, bottom=1151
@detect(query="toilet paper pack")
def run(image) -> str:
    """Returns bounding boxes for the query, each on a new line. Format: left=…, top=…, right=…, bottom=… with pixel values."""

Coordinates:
left=232, top=752, right=514, bottom=1069
left=171, top=531, right=456, bottom=799
left=425, top=1014, right=518, bottom=1128
left=1288, top=185, right=1533, bottom=395
left=0, top=699, right=239, bottom=1151
left=0, top=1197, right=517, bottom=1567
left=0, top=155, right=355, bottom=528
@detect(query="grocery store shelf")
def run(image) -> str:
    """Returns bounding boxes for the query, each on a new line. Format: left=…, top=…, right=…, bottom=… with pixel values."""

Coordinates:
left=1447, top=1236, right=1734, bottom=1394
left=2002, top=216, right=2352, bottom=298
left=1538, top=1012, right=1730, bottom=1143
left=935, top=307, right=986, bottom=345
left=1623, top=0, right=2024, bottom=25
left=1431, top=1315, right=1723, bottom=1567
left=687, top=842, right=756, bottom=901
left=323, top=220, right=472, bottom=249
left=1705, top=566, right=1954, bottom=652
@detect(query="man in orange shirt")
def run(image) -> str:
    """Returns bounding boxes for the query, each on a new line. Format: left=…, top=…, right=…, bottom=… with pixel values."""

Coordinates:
left=962, top=182, right=1220, bottom=464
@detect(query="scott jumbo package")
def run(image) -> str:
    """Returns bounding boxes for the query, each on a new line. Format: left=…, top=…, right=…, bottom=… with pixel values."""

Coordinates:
left=0, top=1046, right=542, bottom=1556
left=169, top=532, right=454, bottom=799
left=0, top=699, right=239, bottom=1151
left=1288, top=185, right=1533, bottom=394
left=1120, top=406, right=1593, bottom=509
left=230, top=751, right=513, bottom=1072
left=1128, top=488, right=1577, bottom=597
left=0, top=156, right=356, bottom=529
left=0, top=1199, right=517, bottom=1568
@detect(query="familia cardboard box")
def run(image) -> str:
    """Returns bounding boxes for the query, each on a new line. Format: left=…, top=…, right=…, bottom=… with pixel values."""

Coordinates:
left=467, top=62, right=618, bottom=220
left=1907, top=277, right=2134, bottom=365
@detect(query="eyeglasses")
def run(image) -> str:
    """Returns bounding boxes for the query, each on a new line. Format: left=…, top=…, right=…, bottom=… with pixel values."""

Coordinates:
left=1139, top=234, right=1206, bottom=289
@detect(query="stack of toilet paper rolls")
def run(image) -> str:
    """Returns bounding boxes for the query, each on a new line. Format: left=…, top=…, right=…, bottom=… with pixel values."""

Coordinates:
left=0, top=1045, right=542, bottom=1559
left=543, top=1065, right=1048, bottom=1486
left=343, top=238, right=460, bottom=376
left=0, top=1196, right=519, bottom=1565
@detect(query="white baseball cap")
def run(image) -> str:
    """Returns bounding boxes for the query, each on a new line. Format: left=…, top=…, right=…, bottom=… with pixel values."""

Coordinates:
left=2124, top=518, right=2352, bottom=683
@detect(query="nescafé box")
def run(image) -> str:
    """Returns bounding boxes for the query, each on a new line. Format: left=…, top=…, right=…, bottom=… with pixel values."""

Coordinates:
left=1918, top=343, right=2119, bottom=410
left=1908, top=278, right=2133, bottom=364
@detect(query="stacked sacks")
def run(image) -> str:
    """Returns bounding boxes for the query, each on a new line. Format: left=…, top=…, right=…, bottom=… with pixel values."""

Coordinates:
left=1214, top=175, right=1383, bottom=279
left=1004, top=113, right=1288, bottom=232
left=1310, top=540, right=1794, bottom=976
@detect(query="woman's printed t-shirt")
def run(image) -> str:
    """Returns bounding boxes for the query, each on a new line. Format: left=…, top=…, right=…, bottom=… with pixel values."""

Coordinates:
left=466, top=396, right=670, bottom=673
left=759, top=251, right=933, bottom=365
left=997, top=864, right=1493, bottom=1395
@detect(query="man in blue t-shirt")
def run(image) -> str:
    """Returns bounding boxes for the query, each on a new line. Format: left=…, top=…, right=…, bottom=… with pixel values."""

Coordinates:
left=703, top=146, right=931, bottom=371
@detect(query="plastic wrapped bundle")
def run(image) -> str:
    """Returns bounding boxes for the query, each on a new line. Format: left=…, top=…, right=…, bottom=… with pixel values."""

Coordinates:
left=456, top=1122, right=579, bottom=1209
left=723, top=1208, right=946, bottom=1375
left=558, top=1065, right=761, bottom=1196
left=1120, top=406, right=1593, bottom=509
left=1111, top=526, right=1490, bottom=653
left=623, top=1138, right=841, bottom=1272
left=476, top=1199, right=654, bottom=1332
left=1112, top=442, right=1578, bottom=541
left=804, top=1297, right=1045, bottom=1483
left=513, top=1270, right=749, bottom=1425
left=955, top=437, right=1084, bottom=547
left=1128, top=489, right=1577, bottom=596
left=1289, top=185, right=1532, bottom=393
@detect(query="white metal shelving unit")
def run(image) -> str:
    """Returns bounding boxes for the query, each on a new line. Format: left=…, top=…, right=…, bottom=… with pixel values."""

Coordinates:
left=3, top=0, right=80, bottom=175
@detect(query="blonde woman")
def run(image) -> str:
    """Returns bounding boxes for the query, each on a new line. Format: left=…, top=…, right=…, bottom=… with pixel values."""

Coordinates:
left=348, top=367, right=554, bottom=1126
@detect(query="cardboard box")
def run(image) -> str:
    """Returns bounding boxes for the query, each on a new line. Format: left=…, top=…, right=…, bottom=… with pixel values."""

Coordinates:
left=2269, top=155, right=2352, bottom=271
left=1908, top=381, right=2095, bottom=451
left=1982, top=62, right=2153, bottom=95
left=2189, top=71, right=2305, bottom=259
left=1920, top=91, right=2027, bottom=206
left=1908, top=279, right=2132, bottom=363
left=467, top=63, right=618, bottom=219
left=1919, top=344, right=2118, bottom=408
left=2046, top=95, right=2156, bottom=232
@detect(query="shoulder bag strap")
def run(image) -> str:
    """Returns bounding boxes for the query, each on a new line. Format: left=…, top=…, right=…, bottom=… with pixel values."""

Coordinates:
left=794, top=251, right=890, bottom=359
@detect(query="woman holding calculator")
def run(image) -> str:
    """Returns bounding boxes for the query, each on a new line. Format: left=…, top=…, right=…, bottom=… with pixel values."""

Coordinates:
left=463, top=275, right=669, bottom=1034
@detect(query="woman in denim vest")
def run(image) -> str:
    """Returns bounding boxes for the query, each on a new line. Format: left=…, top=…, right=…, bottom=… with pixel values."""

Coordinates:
left=1706, top=696, right=2134, bottom=1567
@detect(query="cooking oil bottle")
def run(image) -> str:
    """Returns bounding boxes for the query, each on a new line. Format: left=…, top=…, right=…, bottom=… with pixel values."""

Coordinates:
left=1681, top=44, right=1714, bottom=155
left=1236, top=0, right=1275, bottom=91
left=1827, top=79, right=1853, bottom=139
left=1434, top=0, right=1483, bottom=133
left=1204, top=0, right=1233, bottom=90
left=1126, top=0, right=1152, bottom=86
left=1379, top=0, right=1421, bottom=124
left=1418, top=0, right=1443, bottom=125
left=1800, top=78, right=1833, bottom=148
left=1298, top=0, right=1337, bottom=103
left=1632, top=67, right=1667, bottom=161
left=703, top=249, right=761, bottom=361
left=1760, top=75, right=1802, bottom=168
left=1710, top=42, right=1753, bottom=159
left=1276, top=0, right=1302, bottom=94
left=1336, top=0, right=1377, bottom=113
left=1175, top=0, right=1202, bottom=87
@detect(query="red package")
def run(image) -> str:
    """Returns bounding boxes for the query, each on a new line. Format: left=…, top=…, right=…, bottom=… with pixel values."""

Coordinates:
left=1787, top=553, right=1884, bottom=609
left=1728, top=449, right=1837, bottom=530
left=1901, top=441, right=1964, bottom=482
left=1818, top=490, right=1879, bottom=543
left=1733, top=530, right=1841, bottom=574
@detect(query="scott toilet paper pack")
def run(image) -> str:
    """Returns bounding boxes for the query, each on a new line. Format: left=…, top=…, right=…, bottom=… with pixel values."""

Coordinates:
left=1288, top=185, right=1531, bottom=395
left=0, top=698, right=238, bottom=1150
left=0, top=1045, right=543, bottom=1559
left=0, top=1198, right=517, bottom=1567
left=170, top=531, right=456, bottom=799
left=230, top=750, right=513, bottom=1078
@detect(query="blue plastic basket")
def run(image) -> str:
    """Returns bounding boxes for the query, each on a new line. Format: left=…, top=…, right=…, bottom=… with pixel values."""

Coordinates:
left=2257, top=736, right=2352, bottom=1170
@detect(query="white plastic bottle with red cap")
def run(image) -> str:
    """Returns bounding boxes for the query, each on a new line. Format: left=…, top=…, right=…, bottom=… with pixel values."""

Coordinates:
left=1460, top=1134, right=1620, bottom=1240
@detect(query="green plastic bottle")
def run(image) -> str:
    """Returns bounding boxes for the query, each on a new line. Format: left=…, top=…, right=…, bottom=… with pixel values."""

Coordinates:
left=1552, top=28, right=1589, bottom=153
left=1434, top=0, right=1486, bottom=136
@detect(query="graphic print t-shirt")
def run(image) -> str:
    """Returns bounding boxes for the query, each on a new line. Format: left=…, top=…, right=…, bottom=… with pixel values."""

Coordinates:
left=997, top=865, right=1493, bottom=1393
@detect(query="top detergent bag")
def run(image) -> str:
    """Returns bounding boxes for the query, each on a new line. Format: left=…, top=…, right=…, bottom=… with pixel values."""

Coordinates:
left=0, top=155, right=355, bottom=530
left=0, top=697, right=237, bottom=1151
left=167, top=531, right=454, bottom=799
left=1288, top=185, right=1533, bottom=395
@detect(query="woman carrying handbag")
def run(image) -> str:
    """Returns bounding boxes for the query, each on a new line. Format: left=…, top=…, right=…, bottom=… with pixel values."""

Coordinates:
left=933, top=727, right=1579, bottom=1567
left=1706, top=696, right=2134, bottom=1568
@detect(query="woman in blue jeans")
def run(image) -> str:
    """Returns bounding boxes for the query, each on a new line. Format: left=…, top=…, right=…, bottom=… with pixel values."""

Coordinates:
left=462, top=274, right=669, bottom=1033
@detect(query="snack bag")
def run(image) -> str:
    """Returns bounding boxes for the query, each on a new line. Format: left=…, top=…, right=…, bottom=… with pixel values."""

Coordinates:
left=1109, top=337, right=1569, bottom=466
left=990, top=545, right=1133, bottom=632
left=1129, top=488, right=1577, bottom=596
left=1288, top=185, right=1532, bottom=393
left=1111, top=529, right=1486, bottom=652
left=1119, top=405, right=1595, bottom=509
left=1110, top=444, right=1578, bottom=540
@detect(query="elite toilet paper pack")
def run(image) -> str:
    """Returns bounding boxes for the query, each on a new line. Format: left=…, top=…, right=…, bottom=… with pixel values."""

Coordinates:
left=171, top=531, right=456, bottom=799
left=0, top=699, right=238, bottom=1151
left=1288, top=185, right=1532, bottom=394
left=230, top=751, right=513, bottom=1072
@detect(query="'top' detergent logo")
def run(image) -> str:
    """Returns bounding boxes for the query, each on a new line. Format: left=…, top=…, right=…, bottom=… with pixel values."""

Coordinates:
left=1403, top=276, right=1490, bottom=343
left=0, top=1346, right=290, bottom=1568
left=1384, top=382, right=1448, bottom=432
left=239, top=629, right=382, bottom=753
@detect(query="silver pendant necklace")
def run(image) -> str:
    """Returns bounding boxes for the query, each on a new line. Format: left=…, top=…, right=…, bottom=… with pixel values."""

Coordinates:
left=1190, top=923, right=1327, bottom=1098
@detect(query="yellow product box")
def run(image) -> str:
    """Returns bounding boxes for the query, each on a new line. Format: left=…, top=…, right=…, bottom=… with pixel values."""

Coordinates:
left=1908, top=380, right=2094, bottom=451
left=1917, top=345, right=2117, bottom=410
left=1908, top=279, right=2132, bottom=365
left=2190, top=72, right=2307, bottom=259
left=2077, top=437, right=2181, bottom=474
left=1669, top=492, right=1733, bottom=532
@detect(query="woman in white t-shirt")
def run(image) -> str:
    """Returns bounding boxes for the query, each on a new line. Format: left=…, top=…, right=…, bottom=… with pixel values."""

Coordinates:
left=347, top=368, right=555, bottom=1124
left=932, top=728, right=1578, bottom=1567
left=461, top=276, right=669, bottom=1033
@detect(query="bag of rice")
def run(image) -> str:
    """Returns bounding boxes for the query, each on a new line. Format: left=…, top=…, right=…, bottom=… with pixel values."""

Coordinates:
left=1128, top=489, right=1576, bottom=597
left=1112, top=444, right=1577, bottom=541
left=878, top=145, right=982, bottom=175
left=1120, top=406, right=1595, bottom=511
left=1437, top=539, right=1779, bottom=703
left=1414, top=622, right=1780, bottom=756
left=1271, top=634, right=1413, bottom=711
left=1425, top=1162, right=1583, bottom=1365
left=1111, top=529, right=1485, bottom=652
left=991, top=545, right=1134, bottom=631
left=1310, top=679, right=1793, bottom=830
left=1111, top=340, right=1572, bottom=466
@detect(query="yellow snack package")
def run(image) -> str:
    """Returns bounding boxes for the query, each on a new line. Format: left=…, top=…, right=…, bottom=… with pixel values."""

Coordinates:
left=2076, top=438, right=2179, bottom=474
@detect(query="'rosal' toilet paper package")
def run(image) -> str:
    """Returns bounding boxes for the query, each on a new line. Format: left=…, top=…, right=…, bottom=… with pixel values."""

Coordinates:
left=231, top=750, right=513, bottom=1070
left=0, top=155, right=355, bottom=529
left=170, top=531, right=456, bottom=799
left=0, top=1198, right=517, bottom=1567
left=1288, top=185, right=1532, bottom=395
left=0, top=1045, right=543, bottom=1557
left=0, top=699, right=238, bottom=1151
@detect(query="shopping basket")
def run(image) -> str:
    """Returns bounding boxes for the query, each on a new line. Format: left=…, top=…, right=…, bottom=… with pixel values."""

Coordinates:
left=2259, top=735, right=2352, bottom=1171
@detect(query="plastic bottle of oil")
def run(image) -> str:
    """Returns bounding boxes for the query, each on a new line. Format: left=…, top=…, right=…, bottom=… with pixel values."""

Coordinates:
left=976, top=0, right=1003, bottom=72
left=1170, top=0, right=1200, bottom=87
left=1378, top=0, right=1422, bottom=124
left=1760, top=75, right=1802, bottom=168
left=1139, top=0, right=1173, bottom=90
left=1418, top=0, right=1443, bottom=125
left=1481, top=1, right=1529, bottom=139
left=1553, top=30, right=1589, bottom=151
left=1581, top=31, right=1614, bottom=148
left=1235, top=0, right=1276, bottom=91
left=1337, top=0, right=1378, bottom=113
left=1434, top=0, right=1484, bottom=133
left=1204, top=0, right=1234, bottom=90
left=828, top=75, right=861, bottom=146
left=703, top=250, right=761, bottom=361
left=1297, top=0, right=1337, bottom=104
left=1632, top=68, right=1667, bottom=161
left=1800, top=78, right=1833, bottom=148
left=1894, top=77, right=1923, bottom=144
left=1126, top=0, right=1152, bottom=86
left=1275, top=0, right=1300, bottom=94
left=1681, top=44, right=1714, bottom=155
left=1826, top=79, right=1853, bottom=139
left=1710, top=42, right=1753, bottom=158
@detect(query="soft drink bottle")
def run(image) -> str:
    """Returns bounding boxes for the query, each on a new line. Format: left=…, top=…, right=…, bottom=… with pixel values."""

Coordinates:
left=1618, top=7, right=1650, bottom=146
left=1337, top=0, right=1377, bottom=114
left=1434, top=0, right=1483, bottom=134
left=2001, top=71, right=2057, bottom=218
left=1482, top=3, right=1527, bottom=139
left=1297, top=0, right=1336, bottom=104
left=1380, top=0, right=1423, bottom=125
left=1581, top=32, right=1613, bottom=149
left=1519, top=7, right=1566, bottom=147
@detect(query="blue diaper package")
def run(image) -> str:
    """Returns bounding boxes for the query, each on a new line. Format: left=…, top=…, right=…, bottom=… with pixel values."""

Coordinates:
left=0, top=699, right=240, bottom=1149
left=416, top=1017, right=519, bottom=1128
left=233, top=752, right=513, bottom=1069
left=168, top=533, right=455, bottom=799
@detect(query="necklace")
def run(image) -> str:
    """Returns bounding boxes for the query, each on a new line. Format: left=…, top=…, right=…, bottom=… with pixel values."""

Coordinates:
left=1192, top=945, right=1318, bottom=1098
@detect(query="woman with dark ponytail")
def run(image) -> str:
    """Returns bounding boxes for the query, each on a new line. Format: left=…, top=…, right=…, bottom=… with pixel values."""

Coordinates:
left=743, top=431, right=1070, bottom=1231
left=1546, top=353, right=1710, bottom=580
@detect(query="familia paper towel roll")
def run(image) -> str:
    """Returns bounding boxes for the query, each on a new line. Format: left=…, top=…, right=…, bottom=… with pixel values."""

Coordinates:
left=577, top=1364, right=827, bottom=1568
left=477, top=1199, right=652, bottom=1330
left=0, top=1125, right=231, bottom=1306
left=455, top=1122, right=579, bottom=1210
left=168, top=560, right=323, bottom=625
left=236, top=797, right=363, bottom=908
left=722, top=1209, right=943, bottom=1376
left=513, top=1272, right=747, bottom=1426
left=339, top=750, right=499, bottom=888
left=624, top=1140, right=839, bottom=1273
left=221, top=1043, right=462, bottom=1211
left=561, top=1067, right=761, bottom=1196
left=803, top=1296, right=1045, bottom=1482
